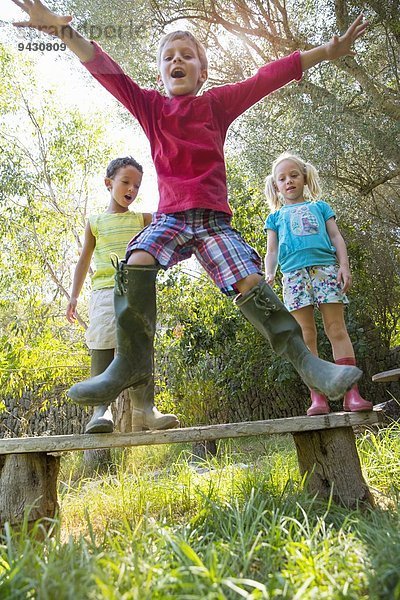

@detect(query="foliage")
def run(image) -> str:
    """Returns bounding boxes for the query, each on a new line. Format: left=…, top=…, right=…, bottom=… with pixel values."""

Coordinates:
left=0, top=46, right=117, bottom=408
left=65, top=0, right=158, bottom=87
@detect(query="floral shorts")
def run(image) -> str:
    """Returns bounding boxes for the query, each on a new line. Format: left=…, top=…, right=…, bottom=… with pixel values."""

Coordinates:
left=282, top=265, right=349, bottom=312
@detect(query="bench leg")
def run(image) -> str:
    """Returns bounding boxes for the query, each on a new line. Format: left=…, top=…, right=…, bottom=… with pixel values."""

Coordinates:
left=0, top=453, right=60, bottom=529
left=292, top=427, right=374, bottom=508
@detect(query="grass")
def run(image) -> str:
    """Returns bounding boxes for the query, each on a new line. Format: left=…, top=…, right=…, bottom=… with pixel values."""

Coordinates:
left=1, top=424, right=400, bottom=599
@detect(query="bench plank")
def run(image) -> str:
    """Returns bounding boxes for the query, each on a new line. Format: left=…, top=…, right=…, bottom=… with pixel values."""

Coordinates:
left=372, top=368, right=400, bottom=383
left=0, top=410, right=381, bottom=455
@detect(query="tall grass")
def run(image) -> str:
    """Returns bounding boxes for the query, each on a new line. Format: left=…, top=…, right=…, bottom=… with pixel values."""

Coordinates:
left=1, top=424, right=400, bottom=599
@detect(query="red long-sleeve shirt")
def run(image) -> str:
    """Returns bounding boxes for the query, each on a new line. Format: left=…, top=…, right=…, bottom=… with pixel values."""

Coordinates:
left=83, top=43, right=302, bottom=215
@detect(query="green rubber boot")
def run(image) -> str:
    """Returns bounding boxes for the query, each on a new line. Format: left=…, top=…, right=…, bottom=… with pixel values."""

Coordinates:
left=85, top=349, right=115, bottom=434
left=129, top=377, right=179, bottom=431
left=68, top=262, right=158, bottom=406
left=235, top=280, right=362, bottom=402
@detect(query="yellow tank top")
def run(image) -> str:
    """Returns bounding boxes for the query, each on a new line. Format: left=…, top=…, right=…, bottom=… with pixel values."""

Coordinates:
left=89, top=212, right=145, bottom=290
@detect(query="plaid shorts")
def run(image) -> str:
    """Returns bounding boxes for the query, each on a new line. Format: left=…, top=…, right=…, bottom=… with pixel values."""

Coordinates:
left=282, top=264, right=349, bottom=312
left=125, top=209, right=262, bottom=296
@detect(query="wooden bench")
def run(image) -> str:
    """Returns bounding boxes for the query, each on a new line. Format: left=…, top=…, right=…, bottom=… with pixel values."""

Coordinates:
left=372, top=368, right=400, bottom=383
left=0, top=409, right=383, bottom=528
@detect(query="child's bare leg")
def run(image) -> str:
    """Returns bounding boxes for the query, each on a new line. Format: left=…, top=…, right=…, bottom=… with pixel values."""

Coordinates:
left=127, top=250, right=157, bottom=266
left=320, top=303, right=372, bottom=411
left=235, top=273, right=262, bottom=294
left=290, top=306, right=318, bottom=355
left=319, top=303, right=354, bottom=360
left=291, top=305, right=329, bottom=415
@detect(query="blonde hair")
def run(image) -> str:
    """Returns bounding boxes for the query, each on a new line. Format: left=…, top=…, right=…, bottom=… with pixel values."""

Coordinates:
left=157, top=31, right=208, bottom=71
left=264, top=152, right=321, bottom=212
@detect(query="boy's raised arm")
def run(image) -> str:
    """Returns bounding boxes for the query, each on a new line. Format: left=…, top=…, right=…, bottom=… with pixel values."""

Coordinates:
left=300, top=14, right=368, bottom=71
left=11, top=0, right=94, bottom=62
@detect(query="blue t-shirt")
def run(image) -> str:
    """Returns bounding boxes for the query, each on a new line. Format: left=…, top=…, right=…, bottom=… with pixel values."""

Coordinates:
left=264, top=200, right=337, bottom=273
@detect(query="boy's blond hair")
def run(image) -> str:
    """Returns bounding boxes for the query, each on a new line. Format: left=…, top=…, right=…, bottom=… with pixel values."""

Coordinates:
left=157, top=31, right=208, bottom=71
left=265, top=152, right=322, bottom=212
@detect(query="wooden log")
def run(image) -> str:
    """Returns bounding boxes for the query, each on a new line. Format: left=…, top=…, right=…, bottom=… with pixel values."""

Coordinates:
left=0, top=410, right=381, bottom=455
left=191, top=439, right=218, bottom=461
left=83, top=448, right=112, bottom=475
left=114, top=389, right=133, bottom=432
left=0, top=453, right=60, bottom=527
left=293, top=427, right=374, bottom=508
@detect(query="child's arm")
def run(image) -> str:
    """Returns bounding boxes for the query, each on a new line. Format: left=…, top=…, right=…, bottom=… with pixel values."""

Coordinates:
left=264, top=230, right=279, bottom=286
left=13, top=1, right=155, bottom=133
left=326, top=217, right=352, bottom=293
left=300, top=14, right=367, bottom=71
left=11, top=0, right=94, bottom=62
left=66, top=221, right=96, bottom=323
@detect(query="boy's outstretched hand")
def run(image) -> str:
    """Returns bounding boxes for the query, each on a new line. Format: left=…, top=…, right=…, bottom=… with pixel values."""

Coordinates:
left=11, top=0, right=94, bottom=60
left=325, top=14, right=368, bottom=60
left=300, top=14, right=368, bottom=71
left=11, top=0, right=72, bottom=34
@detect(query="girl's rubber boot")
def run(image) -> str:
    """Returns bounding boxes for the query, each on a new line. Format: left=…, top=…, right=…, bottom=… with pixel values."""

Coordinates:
left=336, top=357, right=373, bottom=412
left=234, top=280, right=362, bottom=402
left=68, top=261, right=159, bottom=406
left=85, top=349, right=115, bottom=433
left=129, top=377, right=179, bottom=432
left=307, top=390, right=330, bottom=416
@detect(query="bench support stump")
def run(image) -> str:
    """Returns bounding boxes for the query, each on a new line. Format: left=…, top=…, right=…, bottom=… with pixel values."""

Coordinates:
left=0, top=453, right=60, bottom=528
left=293, top=426, right=374, bottom=508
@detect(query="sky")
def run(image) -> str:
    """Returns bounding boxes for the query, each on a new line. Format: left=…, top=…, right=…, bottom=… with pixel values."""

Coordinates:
left=0, top=2, right=159, bottom=212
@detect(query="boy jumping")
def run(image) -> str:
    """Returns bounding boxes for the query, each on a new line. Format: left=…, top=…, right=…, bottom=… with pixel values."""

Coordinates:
left=11, top=0, right=368, bottom=411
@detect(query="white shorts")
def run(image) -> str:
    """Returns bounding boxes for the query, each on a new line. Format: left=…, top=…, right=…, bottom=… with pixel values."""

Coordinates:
left=85, top=288, right=116, bottom=350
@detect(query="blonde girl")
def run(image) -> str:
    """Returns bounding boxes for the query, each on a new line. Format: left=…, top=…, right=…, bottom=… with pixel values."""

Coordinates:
left=264, top=152, right=372, bottom=416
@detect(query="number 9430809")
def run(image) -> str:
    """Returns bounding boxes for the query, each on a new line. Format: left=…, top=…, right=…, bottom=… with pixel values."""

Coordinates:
left=18, top=42, right=66, bottom=52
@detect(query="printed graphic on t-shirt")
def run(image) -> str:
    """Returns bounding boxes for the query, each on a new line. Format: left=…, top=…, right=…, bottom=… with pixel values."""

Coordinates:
left=290, top=205, right=319, bottom=236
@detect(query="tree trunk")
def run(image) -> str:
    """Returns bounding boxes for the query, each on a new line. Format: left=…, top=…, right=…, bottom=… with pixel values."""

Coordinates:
left=114, top=389, right=134, bottom=432
left=191, top=439, right=218, bottom=461
left=0, top=453, right=59, bottom=529
left=293, top=427, right=374, bottom=508
left=83, top=390, right=132, bottom=473
left=83, top=447, right=113, bottom=474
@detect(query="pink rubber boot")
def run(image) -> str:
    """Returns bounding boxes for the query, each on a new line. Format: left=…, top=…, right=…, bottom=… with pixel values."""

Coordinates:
left=336, top=357, right=373, bottom=412
left=307, top=389, right=330, bottom=416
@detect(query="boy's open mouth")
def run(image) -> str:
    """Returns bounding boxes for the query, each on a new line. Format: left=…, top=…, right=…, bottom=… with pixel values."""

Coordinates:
left=125, top=194, right=132, bottom=200
left=171, top=68, right=185, bottom=78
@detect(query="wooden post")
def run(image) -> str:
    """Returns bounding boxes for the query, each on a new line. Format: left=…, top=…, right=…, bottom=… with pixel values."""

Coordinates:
left=114, top=389, right=133, bottom=432
left=293, top=427, right=374, bottom=508
left=0, top=453, right=60, bottom=528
